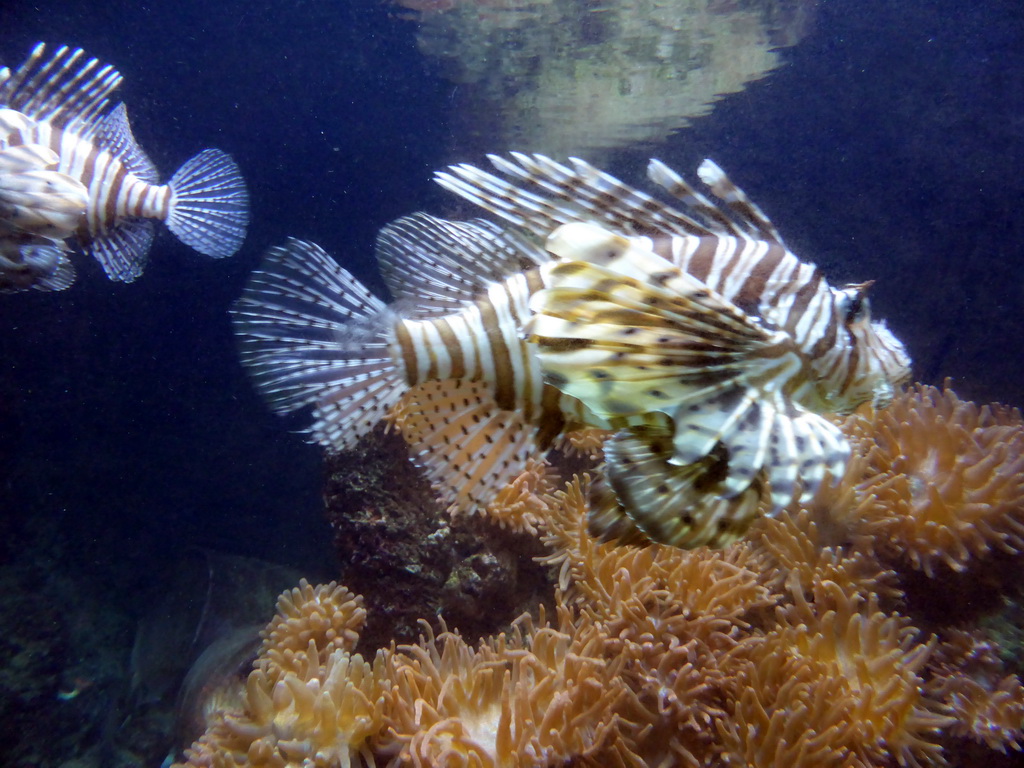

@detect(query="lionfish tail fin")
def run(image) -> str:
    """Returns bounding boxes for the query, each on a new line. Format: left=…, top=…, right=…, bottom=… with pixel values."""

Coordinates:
left=593, top=426, right=766, bottom=549
left=231, top=239, right=406, bottom=451
left=167, top=148, right=249, bottom=258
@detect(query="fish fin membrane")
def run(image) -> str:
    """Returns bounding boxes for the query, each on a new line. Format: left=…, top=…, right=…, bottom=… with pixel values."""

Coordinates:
left=393, top=379, right=542, bottom=516
left=167, top=149, right=249, bottom=259
left=231, top=239, right=405, bottom=452
left=528, top=220, right=849, bottom=509
left=595, top=424, right=767, bottom=549
left=762, top=404, right=849, bottom=510
left=0, top=43, right=122, bottom=133
left=0, top=245, right=76, bottom=293
left=89, top=218, right=155, bottom=282
left=94, top=103, right=159, bottom=183
left=376, top=212, right=548, bottom=316
left=0, top=144, right=88, bottom=242
left=435, top=152, right=783, bottom=242
left=668, top=386, right=850, bottom=509
left=526, top=225, right=780, bottom=420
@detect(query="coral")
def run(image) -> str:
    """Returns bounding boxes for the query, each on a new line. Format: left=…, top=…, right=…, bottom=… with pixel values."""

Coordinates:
left=843, top=384, right=1024, bottom=576
left=178, top=385, right=1024, bottom=768
left=176, top=579, right=390, bottom=768
left=259, top=580, right=367, bottom=679
left=927, top=630, right=1024, bottom=753
left=379, top=611, right=627, bottom=767
left=756, top=586, right=950, bottom=767
left=481, top=457, right=559, bottom=535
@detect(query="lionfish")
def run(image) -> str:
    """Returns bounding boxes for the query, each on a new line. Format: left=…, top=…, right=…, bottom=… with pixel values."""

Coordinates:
left=0, top=43, right=249, bottom=286
left=232, top=154, right=911, bottom=548
left=0, top=139, right=87, bottom=291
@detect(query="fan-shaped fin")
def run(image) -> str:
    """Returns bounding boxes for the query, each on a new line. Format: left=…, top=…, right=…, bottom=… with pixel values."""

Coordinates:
left=376, top=212, right=546, bottom=316
left=0, top=43, right=122, bottom=133
left=593, top=423, right=767, bottom=549
left=392, top=379, right=543, bottom=516
left=231, top=239, right=406, bottom=451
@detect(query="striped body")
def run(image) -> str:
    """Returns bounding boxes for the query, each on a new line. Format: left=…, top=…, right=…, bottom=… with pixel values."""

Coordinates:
left=391, top=265, right=597, bottom=444
left=233, top=154, right=910, bottom=547
left=1, top=43, right=249, bottom=285
left=639, top=232, right=909, bottom=414
left=2, top=120, right=170, bottom=242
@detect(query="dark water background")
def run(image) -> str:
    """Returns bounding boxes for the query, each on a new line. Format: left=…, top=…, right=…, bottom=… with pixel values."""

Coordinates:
left=0, top=0, right=1022, bottom=761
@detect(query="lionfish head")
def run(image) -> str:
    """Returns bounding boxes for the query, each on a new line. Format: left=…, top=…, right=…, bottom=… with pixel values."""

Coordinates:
left=831, top=281, right=912, bottom=411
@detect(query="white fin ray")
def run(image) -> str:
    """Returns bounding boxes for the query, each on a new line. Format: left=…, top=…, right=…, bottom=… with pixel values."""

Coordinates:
left=0, top=43, right=123, bottom=134
left=167, top=148, right=249, bottom=258
left=435, top=152, right=788, bottom=246
left=696, top=159, right=785, bottom=245
left=376, top=212, right=545, bottom=315
left=231, top=239, right=406, bottom=451
left=393, top=379, right=541, bottom=516
left=94, top=103, right=159, bottom=183
left=645, top=158, right=749, bottom=238
left=0, top=245, right=76, bottom=293
left=436, top=152, right=713, bottom=240
left=89, top=218, right=156, bottom=282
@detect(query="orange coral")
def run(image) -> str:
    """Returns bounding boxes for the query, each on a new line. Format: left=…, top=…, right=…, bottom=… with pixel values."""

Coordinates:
left=843, top=384, right=1024, bottom=576
left=380, top=611, right=628, bottom=767
left=174, top=580, right=389, bottom=768
left=260, top=580, right=367, bottom=678
left=749, top=504, right=901, bottom=607
left=482, top=457, right=559, bottom=535
left=927, top=630, right=1024, bottom=753
left=178, top=385, right=1024, bottom=768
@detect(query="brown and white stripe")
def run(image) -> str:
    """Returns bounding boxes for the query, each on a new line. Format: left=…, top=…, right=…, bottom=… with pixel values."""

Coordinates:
left=436, top=153, right=911, bottom=415
left=1, top=42, right=249, bottom=282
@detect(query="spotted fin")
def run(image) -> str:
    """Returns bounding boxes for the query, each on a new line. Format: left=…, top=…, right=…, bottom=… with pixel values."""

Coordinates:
left=231, top=239, right=407, bottom=451
left=528, top=221, right=850, bottom=511
left=526, top=222, right=785, bottom=423
left=390, top=379, right=541, bottom=515
left=376, top=212, right=546, bottom=317
left=590, top=423, right=767, bottom=549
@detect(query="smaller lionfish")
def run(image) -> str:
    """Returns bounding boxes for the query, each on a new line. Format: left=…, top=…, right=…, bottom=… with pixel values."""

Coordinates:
left=233, top=154, right=910, bottom=549
left=0, top=43, right=249, bottom=286
left=0, top=139, right=87, bottom=291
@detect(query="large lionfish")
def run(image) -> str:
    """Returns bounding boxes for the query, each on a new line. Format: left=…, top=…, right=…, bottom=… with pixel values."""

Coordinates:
left=232, top=154, right=910, bottom=548
left=0, top=43, right=249, bottom=287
